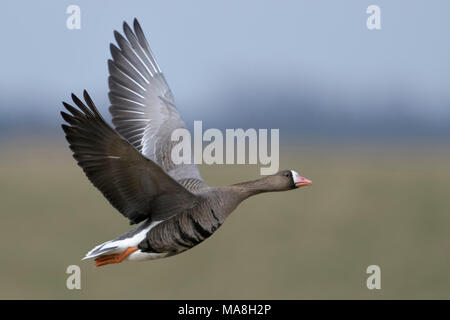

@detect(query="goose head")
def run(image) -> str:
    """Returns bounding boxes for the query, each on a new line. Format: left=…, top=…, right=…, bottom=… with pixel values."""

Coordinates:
left=270, top=170, right=312, bottom=191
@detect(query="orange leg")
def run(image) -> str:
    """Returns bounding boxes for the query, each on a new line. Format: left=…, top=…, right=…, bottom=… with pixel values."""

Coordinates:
left=95, top=247, right=139, bottom=267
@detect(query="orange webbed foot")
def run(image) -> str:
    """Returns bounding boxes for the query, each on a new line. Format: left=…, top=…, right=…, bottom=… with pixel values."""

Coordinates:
left=95, top=247, right=139, bottom=267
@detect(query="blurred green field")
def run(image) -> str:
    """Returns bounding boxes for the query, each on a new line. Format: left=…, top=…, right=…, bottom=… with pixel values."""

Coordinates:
left=1, top=138, right=450, bottom=299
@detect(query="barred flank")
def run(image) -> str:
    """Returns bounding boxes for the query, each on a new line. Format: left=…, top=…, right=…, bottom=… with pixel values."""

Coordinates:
left=141, top=204, right=223, bottom=253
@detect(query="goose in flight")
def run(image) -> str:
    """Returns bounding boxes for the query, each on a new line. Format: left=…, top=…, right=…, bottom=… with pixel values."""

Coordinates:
left=61, top=19, right=312, bottom=267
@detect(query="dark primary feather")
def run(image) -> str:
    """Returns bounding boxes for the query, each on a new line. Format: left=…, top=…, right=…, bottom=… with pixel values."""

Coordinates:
left=108, top=18, right=206, bottom=190
left=61, top=90, right=198, bottom=224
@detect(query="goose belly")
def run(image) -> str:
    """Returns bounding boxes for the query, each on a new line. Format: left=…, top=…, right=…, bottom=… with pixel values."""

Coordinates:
left=139, top=208, right=223, bottom=255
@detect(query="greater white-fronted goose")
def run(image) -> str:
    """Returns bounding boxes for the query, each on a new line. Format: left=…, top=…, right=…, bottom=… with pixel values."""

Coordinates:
left=61, top=19, right=312, bottom=267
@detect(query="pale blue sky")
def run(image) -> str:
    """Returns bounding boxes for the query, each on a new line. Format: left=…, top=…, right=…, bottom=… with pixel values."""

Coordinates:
left=1, top=0, right=449, bottom=134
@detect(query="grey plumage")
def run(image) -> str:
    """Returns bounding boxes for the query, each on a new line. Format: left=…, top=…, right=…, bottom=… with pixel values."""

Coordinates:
left=61, top=91, right=198, bottom=225
left=108, top=19, right=204, bottom=189
left=61, top=19, right=310, bottom=265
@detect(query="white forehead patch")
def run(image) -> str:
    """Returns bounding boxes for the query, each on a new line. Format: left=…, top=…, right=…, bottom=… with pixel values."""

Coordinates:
left=290, top=170, right=302, bottom=184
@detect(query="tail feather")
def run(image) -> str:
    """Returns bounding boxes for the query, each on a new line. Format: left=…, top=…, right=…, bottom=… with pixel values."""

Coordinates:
left=81, top=219, right=162, bottom=261
left=82, top=241, right=119, bottom=260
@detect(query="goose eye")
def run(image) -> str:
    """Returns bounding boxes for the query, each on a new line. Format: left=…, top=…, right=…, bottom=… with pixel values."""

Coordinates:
left=284, top=172, right=290, bottom=177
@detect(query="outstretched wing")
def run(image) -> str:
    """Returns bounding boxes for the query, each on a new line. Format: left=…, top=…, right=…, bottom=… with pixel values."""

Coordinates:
left=61, top=91, right=199, bottom=225
left=108, top=19, right=206, bottom=191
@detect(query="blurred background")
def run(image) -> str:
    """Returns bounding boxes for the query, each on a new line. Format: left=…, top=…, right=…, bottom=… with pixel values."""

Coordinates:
left=1, top=0, right=449, bottom=299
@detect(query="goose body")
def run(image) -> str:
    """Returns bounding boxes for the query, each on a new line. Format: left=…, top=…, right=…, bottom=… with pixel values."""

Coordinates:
left=61, top=19, right=312, bottom=267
